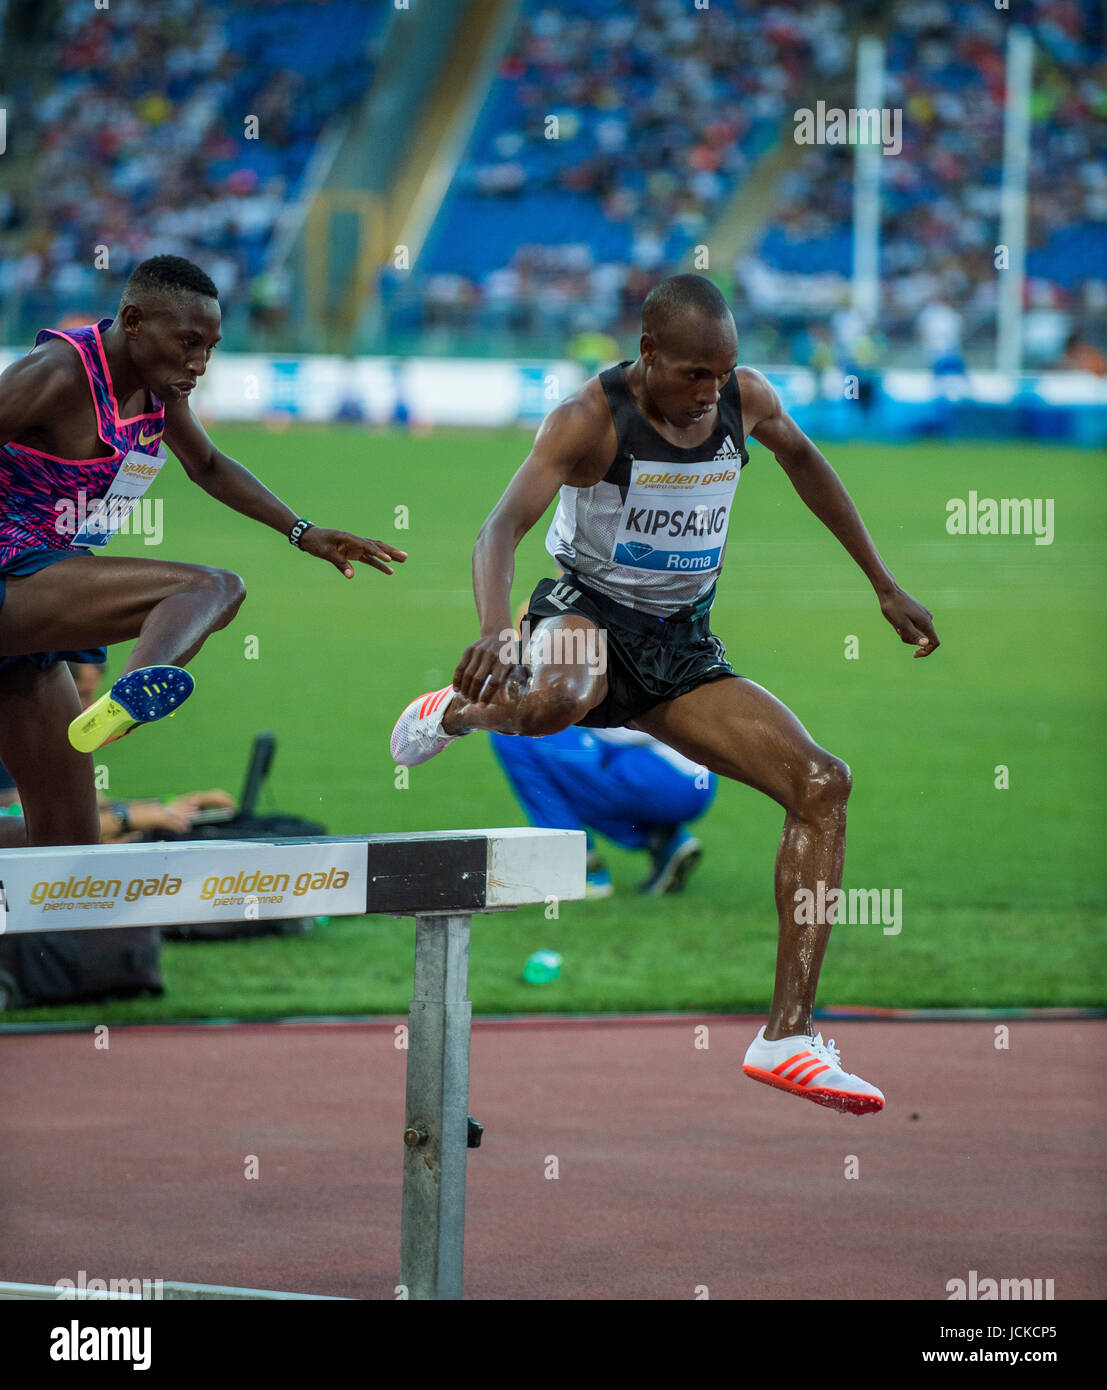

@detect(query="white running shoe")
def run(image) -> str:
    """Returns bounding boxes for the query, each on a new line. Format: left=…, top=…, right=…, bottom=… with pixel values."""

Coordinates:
left=390, top=685, right=463, bottom=766
left=742, top=1026, right=885, bottom=1116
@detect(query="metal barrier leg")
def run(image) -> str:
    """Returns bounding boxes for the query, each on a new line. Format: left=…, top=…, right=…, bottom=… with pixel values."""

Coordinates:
left=400, top=913, right=472, bottom=1300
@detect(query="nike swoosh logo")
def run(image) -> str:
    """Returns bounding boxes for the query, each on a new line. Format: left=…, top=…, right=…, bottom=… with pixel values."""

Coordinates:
left=137, top=427, right=161, bottom=447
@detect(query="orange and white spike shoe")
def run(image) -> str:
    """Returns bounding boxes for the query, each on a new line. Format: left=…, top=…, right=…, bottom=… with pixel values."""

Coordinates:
left=390, top=685, right=463, bottom=766
left=742, top=1026, right=885, bottom=1115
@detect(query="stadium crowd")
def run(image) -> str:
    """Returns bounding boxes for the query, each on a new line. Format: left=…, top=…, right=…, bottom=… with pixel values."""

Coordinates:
left=393, top=0, right=1104, bottom=366
left=387, top=0, right=855, bottom=352
left=0, top=0, right=381, bottom=343
left=739, top=0, right=1106, bottom=365
left=1, top=0, right=1101, bottom=367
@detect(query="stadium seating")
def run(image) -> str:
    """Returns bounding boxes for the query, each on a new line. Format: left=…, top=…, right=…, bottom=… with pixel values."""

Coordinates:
left=1, top=0, right=1101, bottom=367
left=392, top=0, right=845, bottom=348
left=744, top=0, right=1105, bottom=357
left=394, top=0, right=1104, bottom=362
left=0, top=0, right=384, bottom=340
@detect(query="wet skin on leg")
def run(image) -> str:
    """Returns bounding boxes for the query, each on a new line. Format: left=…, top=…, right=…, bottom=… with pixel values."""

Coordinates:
left=631, top=675, right=851, bottom=1040
left=0, top=553, right=246, bottom=672
left=442, top=613, right=608, bottom=738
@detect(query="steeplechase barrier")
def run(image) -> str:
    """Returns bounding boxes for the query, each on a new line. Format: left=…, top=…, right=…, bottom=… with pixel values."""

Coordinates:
left=0, top=828, right=586, bottom=1300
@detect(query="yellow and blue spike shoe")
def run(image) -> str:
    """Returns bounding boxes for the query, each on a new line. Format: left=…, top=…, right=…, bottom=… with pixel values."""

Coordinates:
left=68, top=665, right=195, bottom=753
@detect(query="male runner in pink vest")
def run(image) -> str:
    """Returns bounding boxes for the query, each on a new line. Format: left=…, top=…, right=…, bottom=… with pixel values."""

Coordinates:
left=0, top=255, right=406, bottom=846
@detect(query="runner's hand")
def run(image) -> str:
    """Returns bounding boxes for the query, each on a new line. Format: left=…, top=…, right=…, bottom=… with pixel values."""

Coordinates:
left=299, top=527, right=408, bottom=577
left=879, top=586, right=940, bottom=657
left=164, top=790, right=235, bottom=821
left=119, top=801, right=193, bottom=836
left=454, top=633, right=522, bottom=702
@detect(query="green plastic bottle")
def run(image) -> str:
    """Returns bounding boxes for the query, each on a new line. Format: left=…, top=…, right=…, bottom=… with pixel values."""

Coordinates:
left=523, top=950, right=562, bottom=984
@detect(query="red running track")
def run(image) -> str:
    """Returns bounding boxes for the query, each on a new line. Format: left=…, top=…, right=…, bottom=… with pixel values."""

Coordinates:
left=0, top=1016, right=1102, bottom=1300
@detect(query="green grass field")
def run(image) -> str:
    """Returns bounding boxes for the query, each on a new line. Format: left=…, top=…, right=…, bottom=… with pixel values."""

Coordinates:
left=4, top=425, right=1104, bottom=1022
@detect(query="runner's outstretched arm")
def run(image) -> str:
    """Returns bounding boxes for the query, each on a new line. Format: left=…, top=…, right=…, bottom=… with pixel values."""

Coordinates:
left=162, top=400, right=408, bottom=578
left=740, top=368, right=940, bottom=658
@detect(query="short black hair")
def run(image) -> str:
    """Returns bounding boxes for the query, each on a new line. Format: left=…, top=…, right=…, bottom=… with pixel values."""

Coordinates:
left=121, top=255, right=219, bottom=310
left=642, top=274, right=730, bottom=339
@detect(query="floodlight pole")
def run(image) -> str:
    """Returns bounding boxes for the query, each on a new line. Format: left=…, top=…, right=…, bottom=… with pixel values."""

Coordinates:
left=997, top=28, right=1034, bottom=377
left=851, top=36, right=885, bottom=327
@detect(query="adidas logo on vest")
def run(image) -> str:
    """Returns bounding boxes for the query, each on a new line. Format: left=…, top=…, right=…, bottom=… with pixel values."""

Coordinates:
left=714, top=434, right=742, bottom=462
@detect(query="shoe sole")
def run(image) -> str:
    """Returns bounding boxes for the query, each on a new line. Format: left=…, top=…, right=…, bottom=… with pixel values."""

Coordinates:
left=390, top=688, right=455, bottom=766
left=742, top=1064, right=884, bottom=1115
left=68, top=698, right=136, bottom=753
left=640, top=839, right=702, bottom=896
left=68, top=666, right=193, bottom=753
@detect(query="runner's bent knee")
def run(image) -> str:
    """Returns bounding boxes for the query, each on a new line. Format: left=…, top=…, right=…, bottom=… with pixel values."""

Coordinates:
left=514, top=669, right=603, bottom=737
left=185, top=565, right=246, bottom=626
left=793, top=754, right=851, bottom=821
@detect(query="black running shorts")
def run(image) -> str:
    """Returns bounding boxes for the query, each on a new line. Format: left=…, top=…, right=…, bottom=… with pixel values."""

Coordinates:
left=523, top=572, right=737, bottom=729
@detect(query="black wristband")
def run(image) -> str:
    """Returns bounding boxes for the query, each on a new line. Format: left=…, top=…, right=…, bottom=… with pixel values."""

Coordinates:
left=289, top=518, right=314, bottom=548
left=110, top=802, right=131, bottom=835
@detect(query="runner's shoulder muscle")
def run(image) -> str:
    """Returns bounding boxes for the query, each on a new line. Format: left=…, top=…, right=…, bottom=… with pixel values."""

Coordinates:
left=534, top=378, right=617, bottom=488
left=734, top=367, right=778, bottom=433
left=0, top=340, right=84, bottom=446
left=488, top=381, right=617, bottom=540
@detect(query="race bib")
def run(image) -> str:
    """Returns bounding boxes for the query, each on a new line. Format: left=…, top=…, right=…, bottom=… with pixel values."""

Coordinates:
left=71, top=448, right=166, bottom=548
left=611, top=457, right=741, bottom=575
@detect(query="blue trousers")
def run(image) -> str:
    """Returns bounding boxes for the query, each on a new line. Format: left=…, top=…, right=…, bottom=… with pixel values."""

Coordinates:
left=489, top=728, right=716, bottom=850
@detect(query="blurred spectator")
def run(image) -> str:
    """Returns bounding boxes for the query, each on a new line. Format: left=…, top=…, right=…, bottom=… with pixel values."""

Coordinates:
left=568, top=325, right=620, bottom=376
left=248, top=266, right=291, bottom=343
left=490, top=725, right=716, bottom=898
left=1058, top=330, right=1107, bottom=374
left=830, top=303, right=883, bottom=411
left=916, top=298, right=965, bottom=376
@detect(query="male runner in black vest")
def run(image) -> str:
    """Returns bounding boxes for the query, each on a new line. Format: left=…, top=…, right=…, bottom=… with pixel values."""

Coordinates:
left=392, top=274, right=939, bottom=1115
